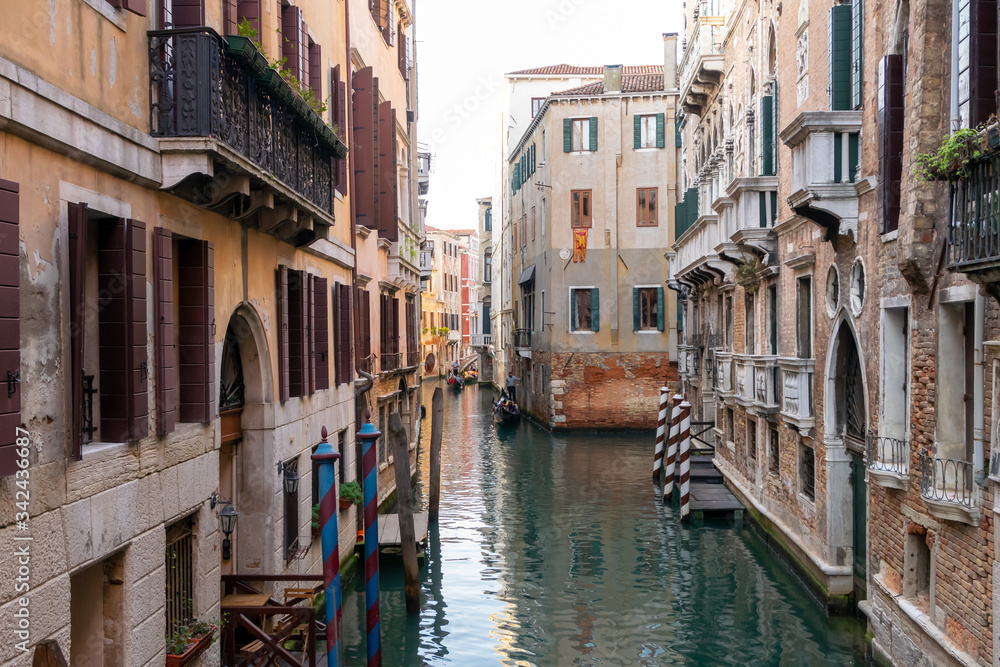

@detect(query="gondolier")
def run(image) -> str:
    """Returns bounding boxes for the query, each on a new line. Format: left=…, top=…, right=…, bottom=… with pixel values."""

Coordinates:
left=505, top=372, right=520, bottom=402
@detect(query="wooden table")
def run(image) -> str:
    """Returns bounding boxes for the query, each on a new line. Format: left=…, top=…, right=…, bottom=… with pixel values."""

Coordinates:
left=221, top=593, right=271, bottom=608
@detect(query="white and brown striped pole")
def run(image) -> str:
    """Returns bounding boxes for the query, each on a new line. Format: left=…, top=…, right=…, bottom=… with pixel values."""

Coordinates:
left=652, top=387, right=670, bottom=482
left=662, top=394, right=683, bottom=503
left=678, top=400, right=692, bottom=522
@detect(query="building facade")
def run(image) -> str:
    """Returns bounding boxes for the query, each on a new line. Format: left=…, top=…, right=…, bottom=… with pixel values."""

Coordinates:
left=421, top=227, right=462, bottom=374
left=504, top=54, right=681, bottom=428
left=474, top=198, right=495, bottom=384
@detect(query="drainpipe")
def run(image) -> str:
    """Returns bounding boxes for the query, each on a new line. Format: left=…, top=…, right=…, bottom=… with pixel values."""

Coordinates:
left=345, top=0, right=362, bottom=414
left=974, top=294, right=985, bottom=482
left=950, top=0, right=960, bottom=130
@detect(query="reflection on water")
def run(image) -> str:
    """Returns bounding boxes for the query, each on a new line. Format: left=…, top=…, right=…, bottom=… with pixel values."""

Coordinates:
left=341, top=380, right=866, bottom=666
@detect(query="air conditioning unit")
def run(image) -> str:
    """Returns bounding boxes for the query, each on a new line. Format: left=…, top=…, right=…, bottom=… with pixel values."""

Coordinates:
left=990, top=449, right=1000, bottom=483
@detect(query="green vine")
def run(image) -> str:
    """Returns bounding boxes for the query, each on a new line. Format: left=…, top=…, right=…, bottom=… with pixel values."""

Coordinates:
left=914, top=128, right=984, bottom=182
left=733, top=258, right=762, bottom=286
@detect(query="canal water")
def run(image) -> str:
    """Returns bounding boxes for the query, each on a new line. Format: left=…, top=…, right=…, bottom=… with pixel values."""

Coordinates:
left=341, top=380, right=866, bottom=666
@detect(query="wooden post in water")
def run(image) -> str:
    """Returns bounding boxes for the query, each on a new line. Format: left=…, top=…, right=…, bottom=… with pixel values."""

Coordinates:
left=678, top=401, right=692, bottom=522
left=388, top=412, right=421, bottom=613
left=662, top=394, right=683, bottom=503
left=429, top=387, right=444, bottom=522
left=652, top=387, right=669, bottom=481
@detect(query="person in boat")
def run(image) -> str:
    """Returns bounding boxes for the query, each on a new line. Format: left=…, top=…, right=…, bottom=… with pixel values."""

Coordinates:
left=505, top=372, right=519, bottom=402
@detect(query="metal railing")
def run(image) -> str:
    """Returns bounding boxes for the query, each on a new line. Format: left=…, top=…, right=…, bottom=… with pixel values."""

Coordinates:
left=948, top=153, right=1000, bottom=270
left=866, top=431, right=909, bottom=476
left=148, top=28, right=340, bottom=216
left=82, top=374, right=97, bottom=444
left=380, top=352, right=402, bottom=372
left=513, top=329, right=531, bottom=348
left=918, top=452, right=976, bottom=509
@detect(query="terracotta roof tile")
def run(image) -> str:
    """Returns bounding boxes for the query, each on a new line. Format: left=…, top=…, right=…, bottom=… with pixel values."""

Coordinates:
left=553, top=71, right=666, bottom=96
left=507, top=64, right=663, bottom=76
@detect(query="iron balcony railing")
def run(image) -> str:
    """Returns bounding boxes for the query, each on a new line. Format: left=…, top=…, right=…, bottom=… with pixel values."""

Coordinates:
left=918, top=452, right=976, bottom=509
left=381, top=352, right=402, bottom=372
left=948, top=153, right=1000, bottom=270
left=513, top=329, right=531, bottom=349
left=148, top=28, right=343, bottom=216
left=866, top=431, right=909, bottom=476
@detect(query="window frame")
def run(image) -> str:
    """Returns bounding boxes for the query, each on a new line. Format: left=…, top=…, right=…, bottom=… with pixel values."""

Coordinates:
left=531, top=97, right=545, bottom=118
left=636, top=187, right=658, bottom=227
left=571, top=190, right=593, bottom=229
left=571, top=118, right=591, bottom=151
left=637, top=287, right=659, bottom=331
left=637, top=114, right=658, bottom=148
left=569, top=287, right=597, bottom=334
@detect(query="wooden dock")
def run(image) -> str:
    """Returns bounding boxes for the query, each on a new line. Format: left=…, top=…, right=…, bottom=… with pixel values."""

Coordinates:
left=687, top=457, right=744, bottom=521
left=377, top=512, right=429, bottom=562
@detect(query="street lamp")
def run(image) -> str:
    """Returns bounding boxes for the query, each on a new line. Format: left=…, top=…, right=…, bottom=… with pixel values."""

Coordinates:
left=277, top=460, right=300, bottom=495
left=211, top=492, right=239, bottom=561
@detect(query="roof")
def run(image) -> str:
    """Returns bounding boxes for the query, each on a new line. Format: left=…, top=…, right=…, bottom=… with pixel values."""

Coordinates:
left=553, top=71, right=666, bottom=96
left=450, top=228, right=476, bottom=236
left=507, top=64, right=663, bottom=76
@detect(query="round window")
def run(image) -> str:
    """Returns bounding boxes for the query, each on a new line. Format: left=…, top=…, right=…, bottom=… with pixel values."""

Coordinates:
left=825, top=266, right=840, bottom=317
left=850, top=260, right=865, bottom=315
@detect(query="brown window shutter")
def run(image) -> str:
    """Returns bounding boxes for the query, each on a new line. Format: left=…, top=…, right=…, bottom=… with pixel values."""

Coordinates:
left=127, top=220, right=149, bottom=440
left=68, top=203, right=87, bottom=459
left=377, top=102, right=399, bottom=241
left=177, top=240, right=213, bottom=423
left=341, top=284, right=353, bottom=383
left=154, top=228, right=176, bottom=435
left=314, top=277, right=330, bottom=390
left=171, top=0, right=204, bottom=27
left=236, top=0, right=261, bottom=33
left=334, top=66, right=348, bottom=195
left=110, top=0, right=148, bottom=16
left=352, top=67, right=377, bottom=229
left=363, top=291, right=372, bottom=369
left=0, top=180, right=19, bottom=476
left=970, top=0, right=998, bottom=127
left=277, top=266, right=290, bottom=402
left=879, top=55, right=904, bottom=233
left=281, top=5, right=302, bottom=81
left=307, top=273, right=316, bottom=395
left=392, top=297, right=400, bottom=358
left=222, top=0, right=237, bottom=34
left=97, top=219, right=129, bottom=442
left=309, top=42, right=322, bottom=97
left=353, top=286, right=362, bottom=371
left=287, top=270, right=306, bottom=397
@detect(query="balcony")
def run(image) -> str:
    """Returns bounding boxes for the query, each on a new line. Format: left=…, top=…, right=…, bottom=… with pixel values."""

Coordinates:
left=919, top=453, right=980, bottom=524
left=714, top=351, right=734, bottom=400
left=673, top=212, right=732, bottom=287
left=948, top=153, right=1000, bottom=285
left=419, top=250, right=433, bottom=277
left=469, top=333, right=492, bottom=348
left=726, top=177, right=779, bottom=262
left=679, top=18, right=726, bottom=116
left=778, top=357, right=814, bottom=434
left=866, top=431, right=909, bottom=490
left=448, top=329, right=461, bottom=342
left=734, top=355, right=780, bottom=414
left=678, top=345, right=700, bottom=379
left=780, top=111, right=863, bottom=241
left=513, top=328, right=531, bottom=348
left=149, top=29, right=347, bottom=247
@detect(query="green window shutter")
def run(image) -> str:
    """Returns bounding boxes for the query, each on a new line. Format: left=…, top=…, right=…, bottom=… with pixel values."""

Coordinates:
left=571, top=290, right=578, bottom=330
left=677, top=299, right=684, bottom=332
left=632, top=287, right=640, bottom=331
left=848, top=132, right=859, bottom=183
left=760, top=96, right=774, bottom=176
left=589, top=116, right=598, bottom=151
left=829, top=5, right=853, bottom=111
left=675, top=201, right=687, bottom=238
left=634, top=115, right=641, bottom=149
left=770, top=191, right=778, bottom=225
left=851, top=0, right=863, bottom=109
left=759, top=191, right=768, bottom=228
left=675, top=116, right=682, bottom=147
left=656, top=113, right=665, bottom=148
left=657, top=286, right=665, bottom=331
left=563, top=118, right=572, bottom=152
left=531, top=144, right=536, bottom=174
left=513, top=164, right=520, bottom=192
left=834, top=133, right=843, bottom=182
left=590, top=288, right=600, bottom=331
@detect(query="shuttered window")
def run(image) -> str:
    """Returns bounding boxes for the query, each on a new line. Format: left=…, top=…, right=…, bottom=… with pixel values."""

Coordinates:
left=760, top=96, right=775, bottom=176
left=571, top=288, right=599, bottom=332
left=378, top=102, right=399, bottom=241
left=307, top=274, right=316, bottom=395
left=314, top=277, right=330, bottom=390
left=828, top=5, right=853, bottom=110
left=332, top=65, right=348, bottom=194
left=352, top=67, right=378, bottom=230
left=177, top=240, right=214, bottom=423
left=851, top=0, right=863, bottom=109
left=277, top=267, right=289, bottom=401
left=564, top=118, right=598, bottom=151
left=111, top=0, right=147, bottom=16
left=281, top=4, right=302, bottom=81
left=332, top=283, right=352, bottom=384
left=571, top=190, right=592, bottom=228
left=636, top=188, right=658, bottom=227
left=758, top=191, right=777, bottom=227
left=308, top=41, right=322, bottom=98
left=285, top=269, right=309, bottom=397
left=633, top=115, right=665, bottom=149
left=354, top=287, right=372, bottom=374
left=171, top=0, right=204, bottom=28
left=236, top=0, right=261, bottom=34
left=879, top=55, right=904, bottom=233
left=0, top=180, right=19, bottom=476
left=968, top=0, right=998, bottom=127
left=222, top=0, right=237, bottom=34
left=633, top=287, right=664, bottom=331
left=153, top=228, right=176, bottom=435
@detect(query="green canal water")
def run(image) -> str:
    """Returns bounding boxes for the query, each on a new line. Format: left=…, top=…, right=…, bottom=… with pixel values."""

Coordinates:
left=341, top=381, right=867, bottom=666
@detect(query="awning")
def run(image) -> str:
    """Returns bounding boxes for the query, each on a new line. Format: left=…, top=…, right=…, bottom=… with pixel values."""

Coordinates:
left=518, top=264, right=536, bottom=285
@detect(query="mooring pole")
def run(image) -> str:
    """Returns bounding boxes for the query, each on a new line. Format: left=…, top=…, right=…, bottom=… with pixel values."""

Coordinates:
left=662, top=394, right=683, bottom=503
left=388, top=412, right=421, bottom=613
left=653, top=386, right=669, bottom=482
left=429, top=387, right=444, bottom=522
left=310, top=427, right=342, bottom=667
left=678, top=401, right=692, bottom=522
left=357, top=412, right=382, bottom=666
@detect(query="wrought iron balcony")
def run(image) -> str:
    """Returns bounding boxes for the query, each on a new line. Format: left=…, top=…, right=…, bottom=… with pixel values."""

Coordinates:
left=148, top=28, right=347, bottom=247
left=866, top=431, right=909, bottom=489
left=918, top=452, right=980, bottom=524
left=778, top=358, right=814, bottom=434
left=513, top=329, right=531, bottom=349
left=380, top=352, right=402, bottom=373
left=948, top=153, right=1000, bottom=283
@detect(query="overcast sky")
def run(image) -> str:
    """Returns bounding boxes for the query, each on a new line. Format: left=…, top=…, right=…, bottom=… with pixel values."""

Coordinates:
left=416, top=0, right=684, bottom=230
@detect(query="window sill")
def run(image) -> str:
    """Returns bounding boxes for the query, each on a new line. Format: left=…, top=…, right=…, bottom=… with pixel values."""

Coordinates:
left=378, top=461, right=389, bottom=473
left=80, top=440, right=128, bottom=459
left=880, top=230, right=898, bottom=243
left=633, top=147, right=661, bottom=152
left=568, top=150, right=596, bottom=155
left=82, top=0, right=128, bottom=30
left=635, top=329, right=663, bottom=334
left=570, top=330, right=596, bottom=335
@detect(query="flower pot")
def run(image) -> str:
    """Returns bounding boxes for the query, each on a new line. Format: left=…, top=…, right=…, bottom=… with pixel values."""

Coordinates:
left=339, top=497, right=353, bottom=510
left=225, top=36, right=268, bottom=78
left=166, top=628, right=214, bottom=667
left=987, top=126, right=1000, bottom=150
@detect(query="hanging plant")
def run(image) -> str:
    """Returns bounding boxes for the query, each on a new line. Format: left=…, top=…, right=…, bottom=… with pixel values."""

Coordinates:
left=914, top=128, right=984, bottom=182
left=733, top=257, right=763, bottom=286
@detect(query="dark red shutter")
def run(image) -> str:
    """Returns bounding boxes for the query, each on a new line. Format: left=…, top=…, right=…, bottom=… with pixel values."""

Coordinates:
left=111, top=0, right=148, bottom=16
left=309, top=42, right=322, bottom=97
left=68, top=203, right=87, bottom=459
left=236, top=0, right=261, bottom=33
left=154, top=228, right=176, bottom=435
left=363, top=291, right=372, bottom=369
left=178, top=240, right=213, bottom=423
left=338, top=284, right=353, bottom=384
left=127, top=221, right=149, bottom=440
left=353, top=67, right=378, bottom=229
left=307, top=273, right=316, bottom=395
left=0, top=180, right=19, bottom=476
left=333, top=66, right=348, bottom=194
left=969, top=0, right=998, bottom=127
left=222, top=0, right=237, bottom=34
left=171, top=0, right=204, bottom=27
left=281, top=5, right=302, bottom=81
left=353, top=286, right=362, bottom=372
left=287, top=270, right=309, bottom=397
left=277, top=266, right=289, bottom=402
left=377, top=102, right=399, bottom=241
left=392, top=297, right=400, bottom=360
left=314, top=277, right=330, bottom=390
left=333, top=283, right=343, bottom=385
left=879, top=55, right=904, bottom=233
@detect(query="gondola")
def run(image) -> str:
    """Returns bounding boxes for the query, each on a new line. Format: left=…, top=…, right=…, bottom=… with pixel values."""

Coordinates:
left=493, top=396, right=520, bottom=424
left=447, top=373, right=464, bottom=390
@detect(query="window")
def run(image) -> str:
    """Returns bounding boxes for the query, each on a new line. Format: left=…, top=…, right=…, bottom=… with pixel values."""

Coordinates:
left=726, top=408, right=735, bottom=442
left=748, top=418, right=757, bottom=461
left=522, top=284, right=535, bottom=332
left=767, top=284, right=778, bottom=354
left=903, top=530, right=931, bottom=602
left=745, top=292, right=756, bottom=353
left=484, top=207, right=492, bottom=232
left=881, top=306, right=909, bottom=441
left=571, top=288, right=599, bottom=332
left=769, top=427, right=780, bottom=473
left=278, top=268, right=314, bottom=398
left=634, top=114, right=664, bottom=148
left=829, top=5, right=853, bottom=110
left=332, top=282, right=352, bottom=386
left=165, top=516, right=194, bottom=637
left=521, top=213, right=527, bottom=249
left=531, top=206, right=536, bottom=240
left=799, top=440, right=815, bottom=500
left=484, top=254, right=492, bottom=282
left=879, top=55, right=904, bottom=233
left=564, top=117, right=598, bottom=152
left=796, top=276, right=812, bottom=358
left=634, top=286, right=664, bottom=331
left=531, top=97, right=545, bottom=117
left=169, top=0, right=205, bottom=28
left=281, top=4, right=304, bottom=80
left=937, top=300, right=978, bottom=463
left=283, top=456, right=300, bottom=560
left=851, top=0, right=864, bottom=109
left=725, top=296, right=734, bottom=351
left=636, top=188, right=658, bottom=226
left=571, top=190, right=592, bottom=228
left=572, top=118, right=590, bottom=151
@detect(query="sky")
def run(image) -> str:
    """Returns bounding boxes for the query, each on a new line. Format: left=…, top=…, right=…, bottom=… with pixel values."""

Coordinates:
left=415, top=0, right=685, bottom=230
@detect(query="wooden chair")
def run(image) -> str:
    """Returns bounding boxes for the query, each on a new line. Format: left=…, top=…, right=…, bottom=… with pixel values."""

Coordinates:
left=282, top=587, right=318, bottom=647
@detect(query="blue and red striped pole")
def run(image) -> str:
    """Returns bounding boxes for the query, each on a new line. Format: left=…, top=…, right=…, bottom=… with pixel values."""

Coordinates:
left=310, top=426, right=342, bottom=667
left=357, top=411, right=382, bottom=667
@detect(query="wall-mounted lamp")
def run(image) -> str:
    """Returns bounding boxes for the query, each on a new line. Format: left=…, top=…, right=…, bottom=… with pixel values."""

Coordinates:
left=210, top=492, right=239, bottom=561
left=277, top=460, right=300, bottom=495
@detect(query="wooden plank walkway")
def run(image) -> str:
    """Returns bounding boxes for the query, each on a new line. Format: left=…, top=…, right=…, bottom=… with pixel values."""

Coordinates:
left=378, top=512, right=429, bottom=548
left=687, top=457, right=744, bottom=520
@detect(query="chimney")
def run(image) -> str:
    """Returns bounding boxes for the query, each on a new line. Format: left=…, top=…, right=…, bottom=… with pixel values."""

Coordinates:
left=663, top=33, right=678, bottom=90
left=603, top=64, right=622, bottom=93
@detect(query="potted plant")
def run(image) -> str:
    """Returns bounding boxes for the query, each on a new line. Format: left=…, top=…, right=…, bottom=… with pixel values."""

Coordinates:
left=339, top=481, right=363, bottom=510
left=166, top=620, right=216, bottom=667
left=311, top=503, right=321, bottom=537
left=914, top=128, right=984, bottom=181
